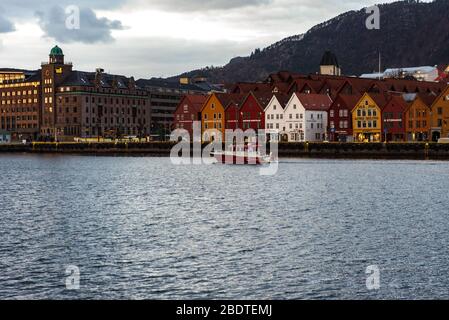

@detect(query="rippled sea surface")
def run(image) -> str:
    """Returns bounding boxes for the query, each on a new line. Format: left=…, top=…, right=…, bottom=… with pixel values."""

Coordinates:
left=1, top=154, right=449, bottom=299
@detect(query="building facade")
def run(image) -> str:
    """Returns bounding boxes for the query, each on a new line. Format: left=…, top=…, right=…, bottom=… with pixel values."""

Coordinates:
left=284, top=93, right=331, bottom=142
left=136, top=79, right=216, bottom=140
left=328, top=94, right=360, bottom=142
left=0, top=69, right=41, bottom=141
left=430, top=86, right=449, bottom=141
left=352, top=93, right=385, bottom=143
left=404, top=94, right=434, bottom=141
left=265, top=94, right=289, bottom=142
left=382, top=95, right=408, bottom=142
left=173, top=94, right=207, bottom=138
left=40, top=46, right=151, bottom=141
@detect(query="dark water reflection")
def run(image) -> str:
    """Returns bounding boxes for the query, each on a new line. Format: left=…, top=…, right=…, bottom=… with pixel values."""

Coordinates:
left=0, top=154, right=449, bottom=299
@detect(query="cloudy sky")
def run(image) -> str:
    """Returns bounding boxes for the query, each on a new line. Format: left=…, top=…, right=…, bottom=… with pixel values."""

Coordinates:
left=0, top=0, right=397, bottom=79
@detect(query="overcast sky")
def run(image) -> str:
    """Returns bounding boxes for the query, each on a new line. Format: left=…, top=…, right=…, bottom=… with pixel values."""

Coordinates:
left=0, top=0, right=398, bottom=79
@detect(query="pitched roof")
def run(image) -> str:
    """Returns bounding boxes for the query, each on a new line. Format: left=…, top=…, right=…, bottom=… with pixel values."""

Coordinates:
left=272, top=93, right=290, bottom=109
left=320, top=50, right=339, bottom=67
left=367, top=93, right=390, bottom=109
left=252, top=91, right=275, bottom=109
left=296, top=93, right=333, bottom=111
left=184, top=95, right=208, bottom=113
left=216, top=93, right=245, bottom=108
left=334, top=94, right=362, bottom=108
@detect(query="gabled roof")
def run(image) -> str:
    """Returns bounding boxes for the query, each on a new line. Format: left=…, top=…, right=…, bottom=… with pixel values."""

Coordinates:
left=295, top=93, right=333, bottom=111
left=384, top=95, right=409, bottom=112
left=216, top=93, right=245, bottom=109
left=230, top=82, right=273, bottom=94
left=273, top=93, right=290, bottom=109
left=181, top=95, right=208, bottom=113
left=332, top=94, right=362, bottom=109
left=367, top=93, right=390, bottom=109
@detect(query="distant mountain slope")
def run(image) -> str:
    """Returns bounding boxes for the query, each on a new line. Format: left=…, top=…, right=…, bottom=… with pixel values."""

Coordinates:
left=169, top=0, right=449, bottom=83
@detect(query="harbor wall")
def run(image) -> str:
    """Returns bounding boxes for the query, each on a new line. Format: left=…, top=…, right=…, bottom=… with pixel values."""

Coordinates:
left=1, top=142, right=449, bottom=159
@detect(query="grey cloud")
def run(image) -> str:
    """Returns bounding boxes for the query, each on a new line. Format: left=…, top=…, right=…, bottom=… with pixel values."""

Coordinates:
left=130, top=0, right=272, bottom=12
left=3, top=0, right=126, bottom=14
left=36, top=6, right=124, bottom=44
left=0, top=14, right=15, bottom=33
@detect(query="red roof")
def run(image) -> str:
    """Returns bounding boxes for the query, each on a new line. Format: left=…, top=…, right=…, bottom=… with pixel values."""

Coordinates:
left=272, top=93, right=290, bottom=109
left=296, top=93, right=333, bottom=111
left=177, top=94, right=207, bottom=114
left=333, top=94, right=362, bottom=109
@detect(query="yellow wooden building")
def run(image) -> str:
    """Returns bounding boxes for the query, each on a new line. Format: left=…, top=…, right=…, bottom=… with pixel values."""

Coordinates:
left=352, top=93, right=387, bottom=142
left=201, top=93, right=226, bottom=142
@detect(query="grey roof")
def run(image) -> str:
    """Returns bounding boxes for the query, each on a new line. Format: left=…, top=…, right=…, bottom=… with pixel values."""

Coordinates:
left=136, top=78, right=210, bottom=92
left=0, top=68, right=40, bottom=82
left=60, top=71, right=142, bottom=90
left=320, top=50, right=339, bottom=67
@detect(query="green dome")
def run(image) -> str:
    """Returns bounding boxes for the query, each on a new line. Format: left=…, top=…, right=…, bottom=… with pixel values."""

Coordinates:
left=50, top=45, right=63, bottom=56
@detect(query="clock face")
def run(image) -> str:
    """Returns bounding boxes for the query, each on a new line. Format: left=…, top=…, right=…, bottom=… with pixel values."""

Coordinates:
left=45, top=70, right=50, bottom=76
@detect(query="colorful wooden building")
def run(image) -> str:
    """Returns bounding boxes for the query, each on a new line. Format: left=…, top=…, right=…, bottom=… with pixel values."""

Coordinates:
left=382, top=95, right=408, bottom=142
left=430, top=85, right=449, bottom=141
left=284, top=93, right=332, bottom=142
left=238, top=91, right=272, bottom=132
left=201, top=93, right=244, bottom=142
left=265, top=93, right=289, bottom=142
left=328, top=94, right=360, bottom=142
left=404, top=94, right=435, bottom=142
left=352, top=93, right=387, bottom=142
left=173, top=95, right=207, bottom=138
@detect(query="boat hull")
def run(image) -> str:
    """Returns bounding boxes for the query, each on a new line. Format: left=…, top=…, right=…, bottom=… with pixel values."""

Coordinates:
left=212, top=152, right=271, bottom=165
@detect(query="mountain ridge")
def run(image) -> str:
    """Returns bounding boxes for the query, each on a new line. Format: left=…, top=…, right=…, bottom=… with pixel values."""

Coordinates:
left=168, top=0, right=449, bottom=84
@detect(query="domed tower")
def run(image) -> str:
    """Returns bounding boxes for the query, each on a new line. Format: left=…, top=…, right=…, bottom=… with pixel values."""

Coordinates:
left=41, top=45, right=74, bottom=138
left=49, top=45, right=64, bottom=64
left=320, top=50, right=341, bottom=76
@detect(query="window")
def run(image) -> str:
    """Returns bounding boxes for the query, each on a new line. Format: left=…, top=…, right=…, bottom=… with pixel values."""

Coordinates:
left=330, top=110, right=334, bottom=118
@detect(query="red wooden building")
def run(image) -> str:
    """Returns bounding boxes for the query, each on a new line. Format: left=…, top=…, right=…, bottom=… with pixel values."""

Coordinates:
left=381, top=95, right=409, bottom=142
left=328, top=94, right=361, bottom=142
left=238, top=91, right=272, bottom=132
left=173, top=95, right=207, bottom=137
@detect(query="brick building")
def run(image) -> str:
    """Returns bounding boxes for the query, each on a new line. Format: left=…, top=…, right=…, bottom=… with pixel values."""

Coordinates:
left=40, top=46, right=151, bottom=141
